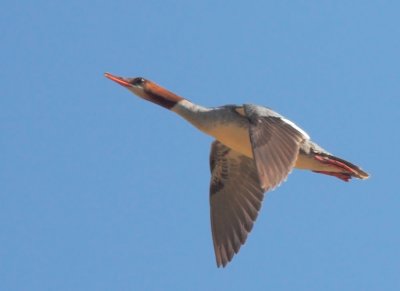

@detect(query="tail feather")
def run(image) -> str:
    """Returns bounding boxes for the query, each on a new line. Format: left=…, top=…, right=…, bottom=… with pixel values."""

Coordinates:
left=313, top=154, right=369, bottom=182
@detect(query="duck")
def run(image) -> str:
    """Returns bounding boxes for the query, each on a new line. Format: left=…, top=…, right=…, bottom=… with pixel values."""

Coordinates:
left=104, top=72, right=369, bottom=267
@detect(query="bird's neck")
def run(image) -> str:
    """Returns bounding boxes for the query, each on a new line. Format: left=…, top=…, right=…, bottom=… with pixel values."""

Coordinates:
left=171, top=99, right=214, bottom=133
left=142, top=81, right=214, bottom=133
left=142, top=82, right=184, bottom=110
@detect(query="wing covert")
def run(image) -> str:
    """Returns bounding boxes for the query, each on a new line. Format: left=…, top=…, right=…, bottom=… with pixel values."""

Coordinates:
left=244, top=104, right=309, bottom=191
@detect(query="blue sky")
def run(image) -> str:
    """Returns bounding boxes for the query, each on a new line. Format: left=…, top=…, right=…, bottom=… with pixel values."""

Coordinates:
left=1, top=1, right=399, bottom=290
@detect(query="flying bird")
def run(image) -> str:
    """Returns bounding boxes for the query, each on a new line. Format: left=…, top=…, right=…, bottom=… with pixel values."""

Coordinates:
left=104, top=72, right=369, bottom=267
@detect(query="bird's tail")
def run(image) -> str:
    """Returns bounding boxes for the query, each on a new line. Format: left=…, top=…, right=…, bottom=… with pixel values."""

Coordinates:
left=312, top=153, right=370, bottom=182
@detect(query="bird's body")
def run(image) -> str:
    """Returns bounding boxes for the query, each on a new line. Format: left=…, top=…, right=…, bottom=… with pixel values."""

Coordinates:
left=105, top=73, right=369, bottom=267
left=172, top=100, right=253, bottom=157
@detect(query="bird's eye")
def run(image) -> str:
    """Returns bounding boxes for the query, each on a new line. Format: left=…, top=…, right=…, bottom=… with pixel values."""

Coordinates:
left=132, top=77, right=145, bottom=86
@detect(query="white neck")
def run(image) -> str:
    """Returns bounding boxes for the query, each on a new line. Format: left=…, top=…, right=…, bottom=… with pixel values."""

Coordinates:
left=171, top=99, right=214, bottom=133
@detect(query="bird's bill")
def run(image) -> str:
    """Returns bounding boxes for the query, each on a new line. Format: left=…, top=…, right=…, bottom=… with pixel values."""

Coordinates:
left=104, top=72, right=131, bottom=87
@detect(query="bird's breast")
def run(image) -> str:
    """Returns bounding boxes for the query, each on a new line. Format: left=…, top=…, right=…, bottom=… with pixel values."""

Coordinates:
left=172, top=101, right=254, bottom=158
left=207, top=123, right=253, bottom=158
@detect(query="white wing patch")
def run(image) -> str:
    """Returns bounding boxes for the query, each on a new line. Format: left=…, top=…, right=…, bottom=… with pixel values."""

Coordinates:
left=281, top=117, right=310, bottom=140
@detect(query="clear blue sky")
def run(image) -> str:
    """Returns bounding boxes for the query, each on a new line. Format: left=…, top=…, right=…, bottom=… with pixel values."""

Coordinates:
left=1, top=1, right=399, bottom=290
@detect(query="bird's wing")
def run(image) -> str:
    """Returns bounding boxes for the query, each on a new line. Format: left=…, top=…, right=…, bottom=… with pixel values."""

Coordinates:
left=244, top=104, right=309, bottom=191
left=209, top=141, right=265, bottom=267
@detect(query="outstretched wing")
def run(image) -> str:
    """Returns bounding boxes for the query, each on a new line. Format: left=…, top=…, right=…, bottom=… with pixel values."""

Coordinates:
left=244, top=104, right=309, bottom=191
left=209, top=141, right=265, bottom=267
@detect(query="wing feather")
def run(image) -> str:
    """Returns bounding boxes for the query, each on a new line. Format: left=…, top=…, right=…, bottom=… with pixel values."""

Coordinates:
left=244, top=104, right=309, bottom=191
left=209, top=141, right=264, bottom=267
left=209, top=105, right=309, bottom=267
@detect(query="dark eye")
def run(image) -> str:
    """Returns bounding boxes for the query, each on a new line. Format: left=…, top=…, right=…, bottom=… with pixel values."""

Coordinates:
left=132, top=77, right=145, bottom=86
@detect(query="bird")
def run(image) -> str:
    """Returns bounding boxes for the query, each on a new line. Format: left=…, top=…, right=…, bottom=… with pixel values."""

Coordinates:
left=104, top=72, right=369, bottom=267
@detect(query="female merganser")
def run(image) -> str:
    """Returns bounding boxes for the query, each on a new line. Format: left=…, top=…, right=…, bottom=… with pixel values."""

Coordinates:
left=105, top=72, right=369, bottom=267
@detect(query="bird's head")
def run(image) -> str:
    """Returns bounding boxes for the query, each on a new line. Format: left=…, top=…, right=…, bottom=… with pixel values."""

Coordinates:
left=104, top=72, right=183, bottom=109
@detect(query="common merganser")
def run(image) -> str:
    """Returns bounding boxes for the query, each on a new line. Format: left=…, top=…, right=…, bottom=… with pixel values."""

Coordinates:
left=105, top=72, right=369, bottom=267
